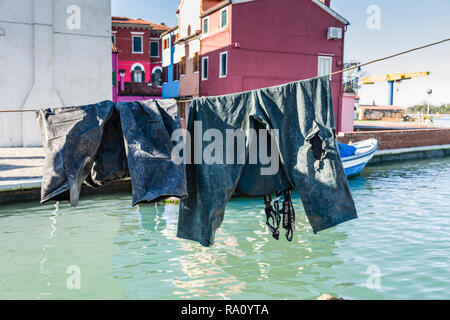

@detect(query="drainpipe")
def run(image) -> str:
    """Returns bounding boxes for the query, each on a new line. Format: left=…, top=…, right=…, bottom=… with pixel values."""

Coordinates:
left=337, top=23, right=348, bottom=134
left=119, top=71, right=126, bottom=92
left=23, top=0, right=63, bottom=146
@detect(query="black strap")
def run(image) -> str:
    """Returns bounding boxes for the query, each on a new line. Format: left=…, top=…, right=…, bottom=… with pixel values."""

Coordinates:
left=282, top=190, right=295, bottom=242
left=264, top=190, right=295, bottom=241
left=264, top=194, right=281, bottom=240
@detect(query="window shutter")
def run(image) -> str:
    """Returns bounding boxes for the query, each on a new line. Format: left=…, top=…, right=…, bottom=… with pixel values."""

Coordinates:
left=181, top=57, right=186, bottom=75
left=193, top=53, right=199, bottom=72
left=142, top=71, right=146, bottom=83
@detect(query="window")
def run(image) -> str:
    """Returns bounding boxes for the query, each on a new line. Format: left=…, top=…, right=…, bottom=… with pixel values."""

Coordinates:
left=180, top=57, right=186, bottom=75
left=162, top=66, right=168, bottom=83
left=152, top=67, right=163, bottom=86
left=318, top=56, right=332, bottom=78
left=112, top=34, right=116, bottom=45
left=173, top=63, right=180, bottom=81
left=150, top=41, right=159, bottom=57
left=132, top=36, right=143, bottom=53
left=219, top=51, right=228, bottom=78
left=201, top=56, right=209, bottom=80
left=163, top=38, right=169, bottom=50
left=178, top=102, right=187, bottom=120
left=202, top=17, right=209, bottom=34
left=193, top=52, right=200, bottom=73
left=132, top=65, right=145, bottom=82
left=220, top=8, right=228, bottom=28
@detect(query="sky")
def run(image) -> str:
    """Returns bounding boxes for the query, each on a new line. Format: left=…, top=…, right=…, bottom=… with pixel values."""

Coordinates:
left=111, top=0, right=450, bottom=107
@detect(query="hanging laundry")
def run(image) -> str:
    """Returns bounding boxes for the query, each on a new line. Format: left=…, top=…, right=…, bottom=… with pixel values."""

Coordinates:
left=37, top=99, right=187, bottom=207
left=177, top=76, right=357, bottom=247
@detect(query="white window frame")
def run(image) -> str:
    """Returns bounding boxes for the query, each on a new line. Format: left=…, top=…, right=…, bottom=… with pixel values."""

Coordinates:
left=202, top=17, right=209, bottom=34
left=220, top=8, right=228, bottom=29
left=219, top=51, right=228, bottom=78
left=132, top=35, right=143, bottom=54
left=150, top=40, right=159, bottom=57
left=151, top=66, right=163, bottom=87
left=112, top=31, right=117, bottom=45
left=201, top=56, right=209, bottom=81
left=131, top=62, right=145, bottom=82
left=318, top=55, right=332, bottom=79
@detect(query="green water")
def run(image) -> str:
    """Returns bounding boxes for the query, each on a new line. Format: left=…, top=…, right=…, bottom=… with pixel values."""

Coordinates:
left=1, top=158, right=449, bottom=300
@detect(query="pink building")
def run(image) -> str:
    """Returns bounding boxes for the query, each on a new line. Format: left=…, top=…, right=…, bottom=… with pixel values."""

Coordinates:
left=199, top=0, right=349, bottom=132
left=112, top=16, right=171, bottom=101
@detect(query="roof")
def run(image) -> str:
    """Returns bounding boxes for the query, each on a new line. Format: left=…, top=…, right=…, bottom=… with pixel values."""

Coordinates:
left=198, top=1, right=349, bottom=25
left=161, top=26, right=179, bottom=37
left=311, top=0, right=350, bottom=25
left=200, top=1, right=231, bottom=18
left=175, top=31, right=201, bottom=45
left=112, top=16, right=171, bottom=31
left=111, top=42, right=119, bottom=53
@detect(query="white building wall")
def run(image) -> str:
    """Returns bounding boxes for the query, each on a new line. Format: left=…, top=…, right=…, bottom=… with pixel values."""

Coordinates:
left=0, top=0, right=112, bottom=147
left=162, top=34, right=172, bottom=68
left=173, top=43, right=185, bottom=63
left=188, top=39, right=200, bottom=58
left=177, top=0, right=202, bottom=39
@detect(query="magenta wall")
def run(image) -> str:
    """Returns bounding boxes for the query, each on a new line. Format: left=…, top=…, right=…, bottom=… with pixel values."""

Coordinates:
left=118, top=60, right=152, bottom=82
left=200, top=0, right=347, bottom=131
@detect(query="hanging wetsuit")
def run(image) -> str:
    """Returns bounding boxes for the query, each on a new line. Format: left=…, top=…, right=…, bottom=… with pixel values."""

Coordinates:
left=177, top=76, right=357, bottom=247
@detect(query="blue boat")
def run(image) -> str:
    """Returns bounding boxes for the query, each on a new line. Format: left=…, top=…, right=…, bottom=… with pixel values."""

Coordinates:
left=338, top=139, right=379, bottom=177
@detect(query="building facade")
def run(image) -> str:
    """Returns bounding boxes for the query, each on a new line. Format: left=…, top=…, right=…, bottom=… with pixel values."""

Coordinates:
left=161, top=27, right=180, bottom=99
left=199, top=0, right=350, bottom=132
left=112, top=16, right=170, bottom=101
left=176, top=0, right=202, bottom=100
left=0, top=0, right=112, bottom=147
left=161, top=0, right=203, bottom=122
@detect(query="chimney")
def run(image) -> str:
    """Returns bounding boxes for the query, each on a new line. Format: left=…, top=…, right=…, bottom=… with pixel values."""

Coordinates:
left=161, top=22, right=165, bottom=26
left=319, top=0, right=331, bottom=7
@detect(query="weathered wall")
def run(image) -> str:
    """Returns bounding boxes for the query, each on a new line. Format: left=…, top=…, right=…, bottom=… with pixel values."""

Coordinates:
left=338, top=129, right=450, bottom=150
left=179, top=38, right=200, bottom=97
left=0, top=0, right=112, bottom=147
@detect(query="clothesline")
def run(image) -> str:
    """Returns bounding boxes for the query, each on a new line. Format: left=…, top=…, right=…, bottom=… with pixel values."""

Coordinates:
left=1, top=38, right=449, bottom=113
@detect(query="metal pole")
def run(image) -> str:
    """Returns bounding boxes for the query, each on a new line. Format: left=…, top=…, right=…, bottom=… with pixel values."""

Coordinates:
left=388, top=81, right=394, bottom=106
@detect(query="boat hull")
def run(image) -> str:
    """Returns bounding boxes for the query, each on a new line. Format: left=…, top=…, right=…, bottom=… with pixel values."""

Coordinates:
left=341, top=139, right=379, bottom=177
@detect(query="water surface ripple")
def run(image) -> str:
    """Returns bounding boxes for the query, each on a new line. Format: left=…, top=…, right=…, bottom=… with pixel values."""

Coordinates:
left=0, top=158, right=449, bottom=299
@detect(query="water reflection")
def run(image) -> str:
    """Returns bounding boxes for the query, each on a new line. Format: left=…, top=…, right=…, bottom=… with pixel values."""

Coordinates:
left=2, top=158, right=449, bottom=299
left=138, top=203, right=246, bottom=299
left=37, top=202, right=59, bottom=299
left=113, top=197, right=348, bottom=300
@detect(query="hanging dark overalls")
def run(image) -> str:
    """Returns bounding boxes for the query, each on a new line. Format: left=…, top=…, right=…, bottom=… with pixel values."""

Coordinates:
left=178, top=76, right=358, bottom=247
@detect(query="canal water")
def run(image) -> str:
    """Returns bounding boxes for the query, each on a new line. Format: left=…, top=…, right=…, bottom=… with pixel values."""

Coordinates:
left=1, top=158, right=449, bottom=300
left=434, top=115, right=450, bottom=128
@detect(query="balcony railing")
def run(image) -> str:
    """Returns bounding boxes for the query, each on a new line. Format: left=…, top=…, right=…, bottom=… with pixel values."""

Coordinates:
left=119, top=82, right=162, bottom=97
